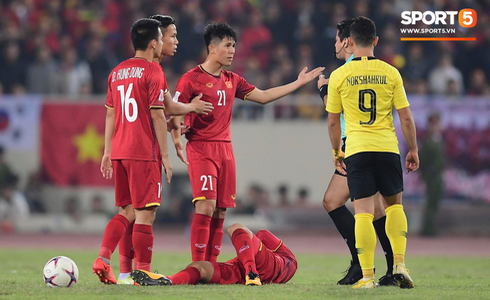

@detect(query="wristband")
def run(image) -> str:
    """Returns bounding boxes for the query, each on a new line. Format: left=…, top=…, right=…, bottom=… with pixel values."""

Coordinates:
left=319, top=84, right=328, bottom=102
left=332, top=149, right=343, bottom=160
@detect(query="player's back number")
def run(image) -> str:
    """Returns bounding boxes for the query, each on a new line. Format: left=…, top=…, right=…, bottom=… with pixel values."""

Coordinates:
left=117, top=83, right=138, bottom=123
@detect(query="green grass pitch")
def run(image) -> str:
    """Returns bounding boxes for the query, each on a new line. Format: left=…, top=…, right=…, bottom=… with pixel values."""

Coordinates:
left=0, top=249, right=489, bottom=300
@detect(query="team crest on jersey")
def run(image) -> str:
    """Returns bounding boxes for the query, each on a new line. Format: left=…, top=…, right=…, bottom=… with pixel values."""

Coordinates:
left=231, top=194, right=236, bottom=200
left=206, top=83, right=213, bottom=88
left=225, top=81, right=233, bottom=88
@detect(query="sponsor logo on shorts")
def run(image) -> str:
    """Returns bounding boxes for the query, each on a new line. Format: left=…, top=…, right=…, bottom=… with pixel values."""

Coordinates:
left=206, top=83, right=213, bottom=88
left=231, top=194, right=236, bottom=200
left=239, top=245, right=249, bottom=253
left=195, top=243, right=206, bottom=249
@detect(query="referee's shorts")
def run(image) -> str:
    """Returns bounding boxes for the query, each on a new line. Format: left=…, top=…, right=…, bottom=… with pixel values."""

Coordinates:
left=344, top=152, right=403, bottom=200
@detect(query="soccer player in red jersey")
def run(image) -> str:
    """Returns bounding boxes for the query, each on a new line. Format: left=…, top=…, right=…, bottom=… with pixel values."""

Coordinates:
left=171, top=22, right=324, bottom=264
left=130, top=223, right=297, bottom=286
left=93, top=18, right=171, bottom=285
left=116, top=14, right=215, bottom=284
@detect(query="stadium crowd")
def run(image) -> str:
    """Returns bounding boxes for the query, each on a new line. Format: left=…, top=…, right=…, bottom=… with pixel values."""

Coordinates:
left=0, top=0, right=489, bottom=98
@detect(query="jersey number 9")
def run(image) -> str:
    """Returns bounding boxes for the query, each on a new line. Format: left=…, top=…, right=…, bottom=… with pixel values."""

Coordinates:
left=358, top=89, right=376, bottom=125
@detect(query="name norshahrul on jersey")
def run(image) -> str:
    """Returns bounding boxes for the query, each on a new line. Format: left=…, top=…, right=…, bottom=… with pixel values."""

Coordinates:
left=346, top=75, right=387, bottom=86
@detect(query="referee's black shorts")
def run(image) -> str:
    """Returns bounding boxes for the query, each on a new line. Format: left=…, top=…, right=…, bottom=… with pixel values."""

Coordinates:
left=333, top=137, right=347, bottom=177
left=344, top=152, right=403, bottom=200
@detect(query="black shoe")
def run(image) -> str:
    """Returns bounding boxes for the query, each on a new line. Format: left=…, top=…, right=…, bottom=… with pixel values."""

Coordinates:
left=130, top=270, right=173, bottom=286
left=337, top=262, right=362, bottom=285
left=378, top=274, right=398, bottom=287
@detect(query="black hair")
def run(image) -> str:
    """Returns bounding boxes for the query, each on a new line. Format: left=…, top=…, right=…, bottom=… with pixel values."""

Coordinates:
left=350, top=16, right=376, bottom=47
left=203, top=22, right=237, bottom=53
left=149, top=14, right=175, bottom=32
left=130, top=18, right=161, bottom=51
left=337, top=17, right=357, bottom=41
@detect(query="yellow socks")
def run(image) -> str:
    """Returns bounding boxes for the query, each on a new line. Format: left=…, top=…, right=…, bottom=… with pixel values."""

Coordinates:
left=385, top=204, right=408, bottom=265
left=354, top=213, right=376, bottom=278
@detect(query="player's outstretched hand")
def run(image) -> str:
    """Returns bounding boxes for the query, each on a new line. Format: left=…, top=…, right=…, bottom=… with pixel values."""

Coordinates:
left=175, top=141, right=189, bottom=165
left=405, top=149, right=419, bottom=174
left=191, top=93, right=214, bottom=115
left=100, top=154, right=113, bottom=179
left=297, top=66, right=325, bottom=86
left=317, top=74, right=329, bottom=89
left=162, top=156, right=173, bottom=183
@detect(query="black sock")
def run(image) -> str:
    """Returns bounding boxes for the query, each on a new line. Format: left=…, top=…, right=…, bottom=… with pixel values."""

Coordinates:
left=373, top=216, right=394, bottom=275
left=328, top=205, right=358, bottom=265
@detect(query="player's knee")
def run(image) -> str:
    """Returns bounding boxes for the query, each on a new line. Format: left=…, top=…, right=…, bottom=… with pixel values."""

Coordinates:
left=323, top=195, right=342, bottom=212
left=195, top=201, right=216, bottom=216
left=226, top=223, right=251, bottom=238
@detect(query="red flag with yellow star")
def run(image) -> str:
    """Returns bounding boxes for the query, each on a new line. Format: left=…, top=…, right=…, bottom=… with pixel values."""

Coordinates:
left=41, top=103, right=112, bottom=186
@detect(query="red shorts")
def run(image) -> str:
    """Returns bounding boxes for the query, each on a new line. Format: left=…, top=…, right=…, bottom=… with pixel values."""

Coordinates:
left=112, top=159, right=162, bottom=209
left=186, top=141, right=236, bottom=208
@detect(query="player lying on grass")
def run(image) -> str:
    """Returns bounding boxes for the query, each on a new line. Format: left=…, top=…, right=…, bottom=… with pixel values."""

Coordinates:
left=130, top=223, right=297, bottom=286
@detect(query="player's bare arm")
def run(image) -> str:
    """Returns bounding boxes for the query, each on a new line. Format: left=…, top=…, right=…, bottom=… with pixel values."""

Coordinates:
left=164, top=92, right=213, bottom=116
left=327, top=112, right=346, bottom=175
left=397, top=107, right=419, bottom=173
left=246, top=66, right=325, bottom=104
left=101, top=107, right=115, bottom=179
left=169, top=116, right=188, bottom=165
left=151, top=108, right=172, bottom=183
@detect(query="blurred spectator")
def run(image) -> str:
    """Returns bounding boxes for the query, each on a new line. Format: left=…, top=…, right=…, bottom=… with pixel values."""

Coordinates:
left=85, top=36, right=116, bottom=94
left=24, top=171, right=45, bottom=213
left=59, top=47, right=92, bottom=97
left=0, top=40, right=26, bottom=94
left=0, top=146, right=18, bottom=189
left=295, top=187, right=310, bottom=206
left=277, top=184, right=290, bottom=207
left=467, top=68, right=490, bottom=96
left=419, top=112, right=446, bottom=236
left=26, top=46, right=61, bottom=94
left=0, top=173, right=30, bottom=233
left=65, top=195, right=81, bottom=222
left=428, top=53, right=464, bottom=95
left=91, top=194, right=107, bottom=215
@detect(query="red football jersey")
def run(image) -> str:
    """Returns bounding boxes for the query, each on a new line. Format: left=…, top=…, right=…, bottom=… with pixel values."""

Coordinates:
left=174, top=65, right=255, bottom=142
left=105, top=58, right=168, bottom=161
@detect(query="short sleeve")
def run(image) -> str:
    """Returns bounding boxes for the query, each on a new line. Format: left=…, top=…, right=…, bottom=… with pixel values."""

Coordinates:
left=174, top=75, right=194, bottom=104
left=393, top=70, right=409, bottom=109
left=148, top=68, right=165, bottom=109
left=235, top=74, right=256, bottom=100
left=105, top=73, right=113, bottom=108
left=326, top=71, right=342, bottom=113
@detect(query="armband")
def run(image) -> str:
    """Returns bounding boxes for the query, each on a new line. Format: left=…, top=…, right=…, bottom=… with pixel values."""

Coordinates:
left=319, top=84, right=328, bottom=102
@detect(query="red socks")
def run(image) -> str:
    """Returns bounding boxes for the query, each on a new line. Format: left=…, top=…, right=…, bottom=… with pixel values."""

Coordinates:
left=190, top=213, right=211, bottom=261
left=169, top=267, right=201, bottom=285
left=133, top=224, right=153, bottom=271
left=231, top=229, right=257, bottom=274
left=99, top=214, right=130, bottom=260
left=205, top=218, right=224, bottom=262
left=119, top=221, right=135, bottom=273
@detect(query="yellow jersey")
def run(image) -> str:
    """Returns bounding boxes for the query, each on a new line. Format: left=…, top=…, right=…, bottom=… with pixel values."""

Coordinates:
left=326, top=56, right=409, bottom=158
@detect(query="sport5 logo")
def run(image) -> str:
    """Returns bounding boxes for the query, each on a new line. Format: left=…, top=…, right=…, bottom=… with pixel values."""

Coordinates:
left=401, top=9, right=477, bottom=27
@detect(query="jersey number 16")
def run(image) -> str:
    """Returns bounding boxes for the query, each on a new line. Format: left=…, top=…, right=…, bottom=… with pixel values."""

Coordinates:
left=117, top=83, right=138, bottom=123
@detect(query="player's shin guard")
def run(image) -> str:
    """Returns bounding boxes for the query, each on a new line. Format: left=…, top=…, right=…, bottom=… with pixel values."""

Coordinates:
left=191, top=213, right=212, bottom=262
left=133, top=224, right=153, bottom=272
left=385, top=204, right=408, bottom=265
left=99, top=214, right=130, bottom=260
left=169, top=267, right=201, bottom=285
left=119, top=221, right=135, bottom=274
left=205, top=218, right=224, bottom=262
left=354, top=213, right=376, bottom=279
left=231, top=229, right=258, bottom=274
